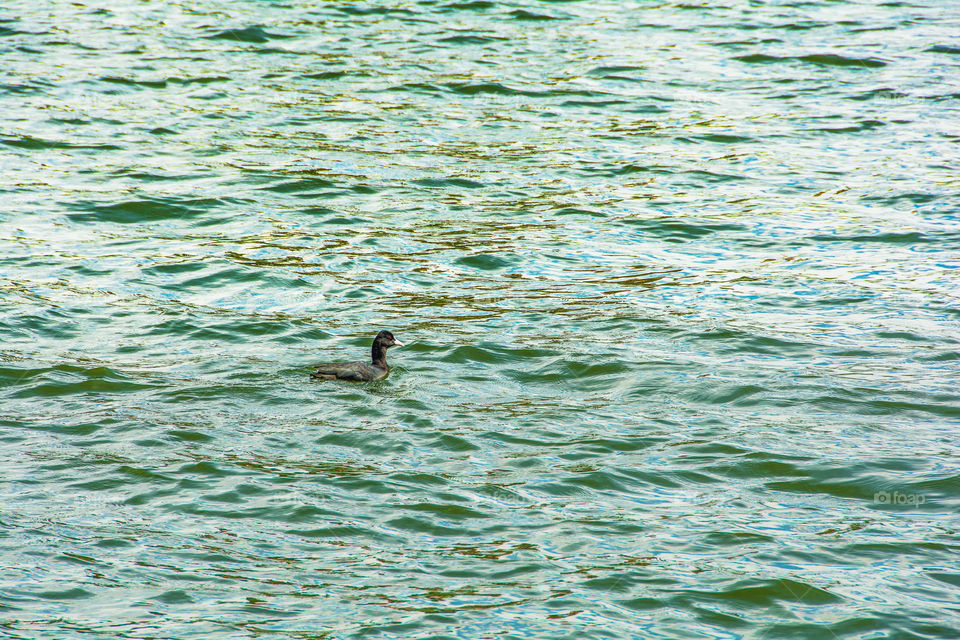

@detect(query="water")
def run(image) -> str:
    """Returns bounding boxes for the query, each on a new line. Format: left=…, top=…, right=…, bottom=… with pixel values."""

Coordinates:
left=2, top=1, right=959, bottom=638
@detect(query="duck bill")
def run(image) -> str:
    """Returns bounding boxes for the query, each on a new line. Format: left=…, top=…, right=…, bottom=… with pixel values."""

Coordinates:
left=393, top=339, right=405, bottom=347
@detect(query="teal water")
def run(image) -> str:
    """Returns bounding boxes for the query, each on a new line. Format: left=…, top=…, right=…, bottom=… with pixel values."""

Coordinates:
left=2, top=1, right=959, bottom=638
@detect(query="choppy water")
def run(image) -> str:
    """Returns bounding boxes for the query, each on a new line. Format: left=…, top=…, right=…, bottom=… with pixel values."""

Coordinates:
left=2, top=1, right=959, bottom=638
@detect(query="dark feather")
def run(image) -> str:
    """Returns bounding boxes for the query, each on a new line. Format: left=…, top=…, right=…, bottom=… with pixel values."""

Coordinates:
left=311, top=330, right=404, bottom=382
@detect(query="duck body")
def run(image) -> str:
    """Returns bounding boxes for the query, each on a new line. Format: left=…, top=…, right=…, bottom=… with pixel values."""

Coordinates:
left=311, top=330, right=404, bottom=382
left=311, top=360, right=388, bottom=382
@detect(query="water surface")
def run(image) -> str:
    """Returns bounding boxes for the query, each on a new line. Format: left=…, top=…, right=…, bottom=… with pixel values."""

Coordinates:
left=2, top=1, right=959, bottom=638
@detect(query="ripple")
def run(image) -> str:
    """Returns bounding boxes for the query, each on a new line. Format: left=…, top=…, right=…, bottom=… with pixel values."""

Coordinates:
left=0, top=135, right=121, bottom=151
left=65, top=197, right=237, bottom=224
left=204, top=26, right=294, bottom=43
left=8, top=364, right=158, bottom=398
left=734, top=53, right=889, bottom=68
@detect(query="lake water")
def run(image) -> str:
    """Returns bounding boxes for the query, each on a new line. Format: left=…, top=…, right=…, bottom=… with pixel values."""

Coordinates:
left=2, top=1, right=959, bottom=638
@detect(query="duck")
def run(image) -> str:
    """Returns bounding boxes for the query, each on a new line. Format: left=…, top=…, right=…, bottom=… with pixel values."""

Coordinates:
left=311, top=330, right=404, bottom=381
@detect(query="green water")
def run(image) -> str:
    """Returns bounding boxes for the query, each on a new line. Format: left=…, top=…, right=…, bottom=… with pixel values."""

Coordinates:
left=2, top=1, right=959, bottom=638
